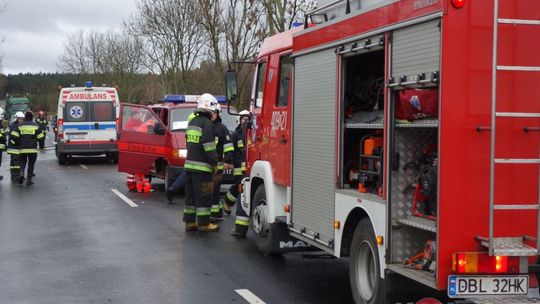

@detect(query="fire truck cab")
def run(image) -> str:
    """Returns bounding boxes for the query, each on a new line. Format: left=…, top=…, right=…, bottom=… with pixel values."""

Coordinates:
left=117, top=95, right=237, bottom=190
left=226, top=0, right=540, bottom=302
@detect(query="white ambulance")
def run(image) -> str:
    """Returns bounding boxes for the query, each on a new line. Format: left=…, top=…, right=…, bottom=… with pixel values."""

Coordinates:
left=55, top=82, right=120, bottom=165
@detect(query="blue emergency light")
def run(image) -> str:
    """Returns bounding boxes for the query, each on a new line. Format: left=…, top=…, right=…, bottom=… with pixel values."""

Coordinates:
left=85, top=81, right=93, bottom=88
left=163, top=95, right=186, bottom=103
left=215, top=95, right=227, bottom=103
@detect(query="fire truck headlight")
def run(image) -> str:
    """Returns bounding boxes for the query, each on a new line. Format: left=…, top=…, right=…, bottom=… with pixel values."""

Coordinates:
left=178, top=149, right=187, bottom=158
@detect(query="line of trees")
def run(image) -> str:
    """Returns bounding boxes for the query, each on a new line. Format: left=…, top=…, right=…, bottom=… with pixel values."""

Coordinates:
left=57, top=0, right=317, bottom=110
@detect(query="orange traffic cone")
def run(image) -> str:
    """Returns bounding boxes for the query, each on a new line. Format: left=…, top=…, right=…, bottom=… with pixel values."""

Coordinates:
left=143, top=177, right=152, bottom=193
left=126, top=174, right=136, bottom=191
left=135, top=173, right=144, bottom=192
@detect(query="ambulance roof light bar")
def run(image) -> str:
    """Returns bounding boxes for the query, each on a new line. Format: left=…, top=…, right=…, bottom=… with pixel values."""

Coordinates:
left=84, top=81, right=93, bottom=90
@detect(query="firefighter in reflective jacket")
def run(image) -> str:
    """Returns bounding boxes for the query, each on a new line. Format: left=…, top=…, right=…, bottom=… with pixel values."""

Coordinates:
left=7, top=111, right=25, bottom=181
left=35, top=110, right=49, bottom=150
left=183, top=93, right=219, bottom=232
left=227, top=110, right=250, bottom=237
left=210, top=104, right=234, bottom=220
left=11, top=111, right=43, bottom=186
left=0, top=126, right=6, bottom=181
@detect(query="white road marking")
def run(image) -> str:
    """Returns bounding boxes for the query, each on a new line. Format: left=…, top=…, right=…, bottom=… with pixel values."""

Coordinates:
left=111, top=189, right=138, bottom=207
left=235, top=289, right=266, bottom=304
left=80, top=164, right=88, bottom=170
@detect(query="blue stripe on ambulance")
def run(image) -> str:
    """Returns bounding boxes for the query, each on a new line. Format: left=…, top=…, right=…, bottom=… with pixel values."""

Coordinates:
left=64, top=124, right=116, bottom=130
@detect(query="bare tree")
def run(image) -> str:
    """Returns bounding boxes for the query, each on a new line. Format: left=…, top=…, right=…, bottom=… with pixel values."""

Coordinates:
left=126, top=0, right=205, bottom=95
left=261, top=0, right=317, bottom=35
left=0, top=1, right=8, bottom=74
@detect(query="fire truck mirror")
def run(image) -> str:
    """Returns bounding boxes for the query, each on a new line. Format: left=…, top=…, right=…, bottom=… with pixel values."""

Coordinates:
left=225, top=70, right=238, bottom=105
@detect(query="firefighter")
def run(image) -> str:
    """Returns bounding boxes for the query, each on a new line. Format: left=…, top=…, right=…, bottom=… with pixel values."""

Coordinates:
left=227, top=110, right=251, bottom=237
left=7, top=111, right=25, bottom=181
left=35, top=110, right=49, bottom=150
left=11, top=111, right=43, bottom=186
left=210, top=104, right=234, bottom=220
left=166, top=111, right=197, bottom=203
left=0, top=124, right=6, bottom=181
left=183, top=93, right=219, bottom=232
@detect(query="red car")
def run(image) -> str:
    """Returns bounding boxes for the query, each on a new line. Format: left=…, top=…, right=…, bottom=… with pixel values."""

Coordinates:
left=118, top=95, right=238, bottom=191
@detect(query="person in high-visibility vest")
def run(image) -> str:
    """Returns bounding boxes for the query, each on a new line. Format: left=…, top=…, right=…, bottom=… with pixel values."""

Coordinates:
left=166, top=111, right=197, bottom=203
left=182, top=94, right=219, bottom=232
left=10, top=111, right=44, bottom=186
left=227, top=110, right=250, bottom=237
left=0, top=125, right=6, bottom=181
left=7, top=112, right=25, bottom=181
left=210, top=104, right=234, bottom=221
left=35, top=110, right=49, bottom=150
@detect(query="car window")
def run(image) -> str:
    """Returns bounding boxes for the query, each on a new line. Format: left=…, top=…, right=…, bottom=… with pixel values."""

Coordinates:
left=254, top=62, right=267, bottom=108
left=122, top=106, right=159, bottom=133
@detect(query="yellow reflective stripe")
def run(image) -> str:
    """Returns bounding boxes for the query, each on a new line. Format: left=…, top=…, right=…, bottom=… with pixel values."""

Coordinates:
left=0, top=144, right=6, bottom=149
left=10, top=131, right=20, bottom=137
left=184, top=160, right=213, bottom=173
left=196, top=208, right=211, bottom=216
left=19, top=125, right=38, bottom=135
left=203, top=142, right=216, bottom=152
left=233, top=168, right=243, bottom=176
left=226, top=191, right=237, bottom=202
left=184, top=206, right=196, bottom=214
left=7, top=149, right=19, bottom=154
left=235, top=219, right=250, bottom=226
left=37, top=133, right=44, bottom=139
left=237, top=140, right=244, bottom=148
left=223, top=143, right=234, bottom=153
left=20, top=149, right=38, bottom=154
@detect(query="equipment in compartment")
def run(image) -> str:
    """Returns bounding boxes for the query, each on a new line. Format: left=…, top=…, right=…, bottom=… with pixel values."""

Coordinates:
left=396, top=88, right=438, bottom=121
left=403, top=240, right=437, bottom=272
left=406, top=144, right=438, bottom=220
left=358, top=131, right=383, bottom=196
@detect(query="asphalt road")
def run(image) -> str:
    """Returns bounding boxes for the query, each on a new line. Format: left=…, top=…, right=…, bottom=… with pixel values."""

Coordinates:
left=0, top=133, right=353, bottom=304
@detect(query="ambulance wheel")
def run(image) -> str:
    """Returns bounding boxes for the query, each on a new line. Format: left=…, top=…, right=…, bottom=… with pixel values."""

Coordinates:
left=350, top=218, right=381, bottom=304
left=251, top=186, right=278, bottom=255
left=57, top=147, right=67, bottom=165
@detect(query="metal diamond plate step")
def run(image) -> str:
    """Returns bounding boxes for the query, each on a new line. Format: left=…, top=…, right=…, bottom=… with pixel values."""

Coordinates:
left=479, top=237, right=538, bottom=256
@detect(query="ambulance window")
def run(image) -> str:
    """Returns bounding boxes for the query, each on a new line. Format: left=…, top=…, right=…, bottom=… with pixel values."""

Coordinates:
left=276, top=55, right=292, bottom=107
left=254, top=61, right=267, bottom=108
left=90, top=102, right=115, bottom=121
left=64, top=102, right=88, bottom=122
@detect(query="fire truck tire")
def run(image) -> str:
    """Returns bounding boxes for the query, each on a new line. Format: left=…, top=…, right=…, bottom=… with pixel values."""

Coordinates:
left=251, top=185, right=279, bottom=255
left=349, top=218, right=381, bottom=304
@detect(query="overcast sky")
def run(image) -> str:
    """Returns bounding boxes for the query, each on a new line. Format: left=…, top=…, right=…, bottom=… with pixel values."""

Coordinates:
left=0, top=0, right=138, bottom=74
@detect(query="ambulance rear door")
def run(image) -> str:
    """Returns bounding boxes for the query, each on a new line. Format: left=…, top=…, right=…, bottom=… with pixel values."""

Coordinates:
left=118, top=104, right=168, bottom=175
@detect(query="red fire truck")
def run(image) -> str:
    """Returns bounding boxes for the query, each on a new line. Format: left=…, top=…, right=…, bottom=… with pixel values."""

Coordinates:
left=225, top=0, right=540, bottom=302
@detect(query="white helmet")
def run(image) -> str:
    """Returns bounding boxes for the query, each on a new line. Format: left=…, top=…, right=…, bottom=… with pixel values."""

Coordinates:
left=197, top=93, right=218, bottom=113
left=239, top=110, right=250, bottom=116
left=15, top=111, right=25, bottom=118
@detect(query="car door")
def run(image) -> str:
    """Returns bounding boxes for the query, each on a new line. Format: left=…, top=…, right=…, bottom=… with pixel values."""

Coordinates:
left=117, top=103, right=167, bottom=175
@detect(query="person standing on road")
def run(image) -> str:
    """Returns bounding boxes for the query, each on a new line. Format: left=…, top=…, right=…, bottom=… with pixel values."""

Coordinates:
left=228, top=110, right=251, bottom=237
left=183, top=93, right=219, bottom=232
left=7, top=111, right=25, bottom=181
left=209, top=104, right=234, bottom=221
left=10, top=111, right=43, bottom=186
left=0, top=124, right=6, bottom=181
left=35, top=110, right=49, bottom=150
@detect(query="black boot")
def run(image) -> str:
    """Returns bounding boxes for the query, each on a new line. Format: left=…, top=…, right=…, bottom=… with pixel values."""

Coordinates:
left=26, top=177, right=34, bottom=186
left=165, top=187, right=176, bottom=203
left=18, top=175, right=24, bottom=185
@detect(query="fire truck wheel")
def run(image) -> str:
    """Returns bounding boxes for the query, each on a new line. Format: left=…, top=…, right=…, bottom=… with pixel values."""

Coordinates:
left=349, top=218, right=381, bottom=304
left=251, top=185, right=276, bottom=254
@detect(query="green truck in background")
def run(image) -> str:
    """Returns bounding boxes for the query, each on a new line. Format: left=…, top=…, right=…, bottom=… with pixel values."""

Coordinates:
left=5, top=94, right=31, bottom=121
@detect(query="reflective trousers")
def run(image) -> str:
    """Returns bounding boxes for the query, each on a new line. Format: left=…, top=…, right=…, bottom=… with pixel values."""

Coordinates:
left=9, top=153, right=20, bottom=180
left=183, top=172, right=213, bottom=226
